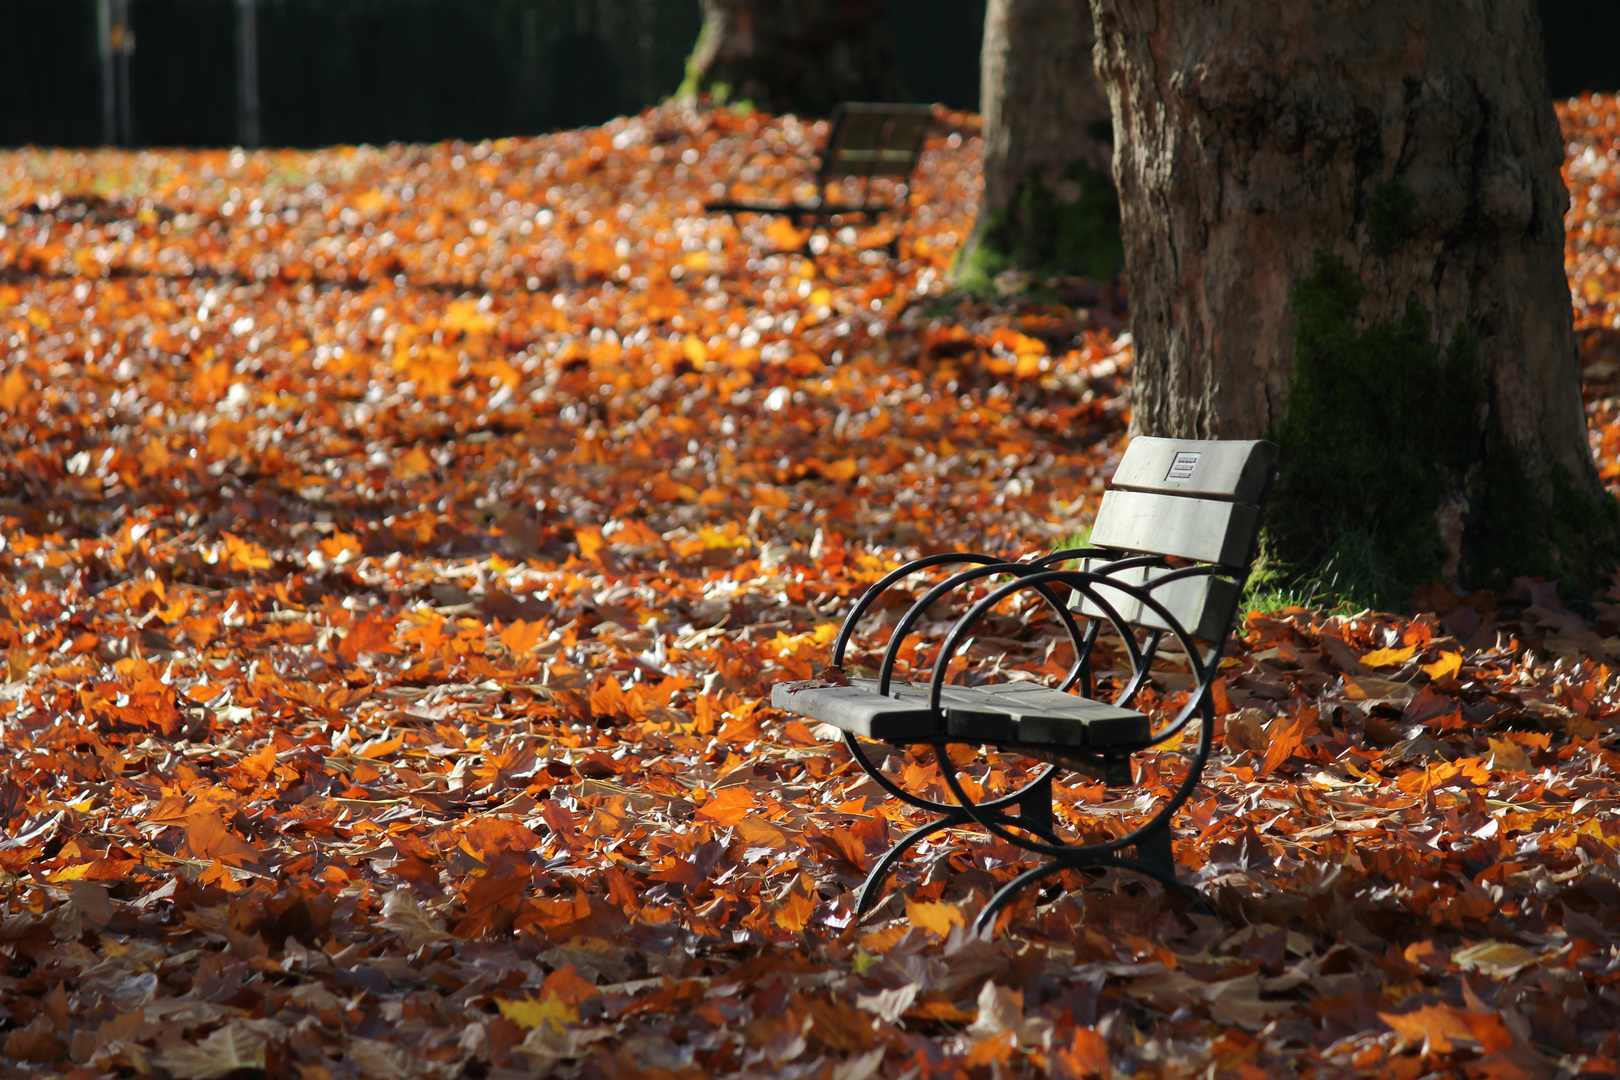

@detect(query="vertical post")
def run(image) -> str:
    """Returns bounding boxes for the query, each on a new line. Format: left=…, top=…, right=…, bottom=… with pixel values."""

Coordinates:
left=97, top=0, right=117, bottom=145
left=113, top=0, right=135, bottom=146
left=236, top=0, right=261, bottom=149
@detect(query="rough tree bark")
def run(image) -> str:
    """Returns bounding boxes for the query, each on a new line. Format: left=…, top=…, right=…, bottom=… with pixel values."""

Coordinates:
left=959, top=0, right=1119, bottom=290
left=681, top=0, right=902, bottom=117
left=1089, top=0, right=1619, bottom=601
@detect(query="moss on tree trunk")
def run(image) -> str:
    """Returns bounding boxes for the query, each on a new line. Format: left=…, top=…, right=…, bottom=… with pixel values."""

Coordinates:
left=957, top=0, right=1116, bottom=294
left=1261, top=251, right=1620, bottom=607
left=680, top=0, right=901, bottom=117
left=957, top=159, right=1123, bottom=293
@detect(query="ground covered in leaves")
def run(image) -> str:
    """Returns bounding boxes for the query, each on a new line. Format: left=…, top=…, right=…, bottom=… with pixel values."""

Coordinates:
left=1, top=97, right=1620, bottom=1079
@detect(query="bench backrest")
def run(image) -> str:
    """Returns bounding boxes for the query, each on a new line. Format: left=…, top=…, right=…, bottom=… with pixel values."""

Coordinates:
left=819, top=102, right=934, bottom=182
left=1073, top=437, right=1277, bottom=641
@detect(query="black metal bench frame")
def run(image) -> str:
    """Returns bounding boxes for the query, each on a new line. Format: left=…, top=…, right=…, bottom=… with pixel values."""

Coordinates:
left=772, top=438, right=1277, bottom=935
left=705, top=102, right=934, bottom=257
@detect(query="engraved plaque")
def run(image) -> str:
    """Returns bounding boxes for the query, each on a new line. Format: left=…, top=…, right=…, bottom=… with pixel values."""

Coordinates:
left=1165, top=451, right=1201, bottom=482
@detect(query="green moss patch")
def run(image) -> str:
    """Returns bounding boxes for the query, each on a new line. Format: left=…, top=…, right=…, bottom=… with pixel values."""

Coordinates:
left=956, top=160, right=1123, bottom=296
left=1258, top=250, right=1620, bottom=610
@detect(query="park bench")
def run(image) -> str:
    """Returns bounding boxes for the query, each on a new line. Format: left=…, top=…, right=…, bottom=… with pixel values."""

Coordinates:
left=705, top=101, right=934, bottom=257
left=771, top=437, right=1278, bottom=934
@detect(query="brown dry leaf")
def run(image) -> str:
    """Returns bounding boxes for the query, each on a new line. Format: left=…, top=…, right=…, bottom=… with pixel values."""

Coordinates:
left=3, top=97, right=1620, bottom=1080
left=181, top=812, right=262, bottom=868
left=155, top=1022, right=268, bottom=1079
left=1049, top=1027, right=1113, bottom=1079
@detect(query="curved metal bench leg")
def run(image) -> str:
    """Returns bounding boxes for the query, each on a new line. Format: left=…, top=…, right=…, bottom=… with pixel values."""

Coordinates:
left=972, top=851, right=1210, bottom=936
left=1134, top=824, right=1175, bottom=873
left=973, top=859, right=1072, bottom=936
left=1087, top=855, right=1211, bottom=915
left=856, top=812, right=967, bottom=919
left=1015, top=771, right=1055, bottom=840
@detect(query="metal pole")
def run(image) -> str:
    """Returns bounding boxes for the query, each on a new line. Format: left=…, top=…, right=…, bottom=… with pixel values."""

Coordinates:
left=97, top=0, right=116, bottom=145
left=113, top=0, right=134, bottom=147
left=236, top=0, right=261, bottom=149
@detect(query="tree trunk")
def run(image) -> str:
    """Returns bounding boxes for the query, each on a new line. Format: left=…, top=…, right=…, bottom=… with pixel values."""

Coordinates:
left=1089, top=0, right=1619, bottom=601
left=958, top=0, right=1118, bottom=291
left=681, top=0, right=902, bottom=118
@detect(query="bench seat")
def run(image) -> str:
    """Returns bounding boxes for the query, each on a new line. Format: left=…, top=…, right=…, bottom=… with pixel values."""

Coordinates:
left=770, top=677, right=1150, bottom=747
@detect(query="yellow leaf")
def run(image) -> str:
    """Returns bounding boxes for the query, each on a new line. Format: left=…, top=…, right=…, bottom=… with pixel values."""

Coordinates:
left=1360, top=644, right=1418, bottom=668
left=222, top=533, right=273, bottom=572
left=442, top=298, right=496, bottom=336
left=394, top=445, right=434, bottom=480
left=1421, top=651, right=1463, bottom=681
left=317, top=531, right=363, bottom=560
left=764, top=217, right=809, bottom=251
left=682, top=334, right=709, bottom=367
left=823, top=457, right=858, bottom=482
left=500, top=619, right=546, bottom=654
left=775, top=889, right=816, bottom=932
left=0, top=368, right=28, bottom=412
left=496, top=994, right=577, bottom=1031
left=699, top=524, right=751, bottom=550
left=575, top=526, right=605, bottom=562
left=354, top=737, right=403, bottom=759
left=905, top=898, right=965, bottom=938
left=1486, top=736, right=1532, bottom=774
left=1379, top=1004, right=1512, bottom=1055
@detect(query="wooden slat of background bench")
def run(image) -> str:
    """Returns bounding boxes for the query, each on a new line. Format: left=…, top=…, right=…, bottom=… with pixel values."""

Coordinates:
left=822, top=104, right=933, bottom=180
left=1108, top=437, right=1278, bottom=502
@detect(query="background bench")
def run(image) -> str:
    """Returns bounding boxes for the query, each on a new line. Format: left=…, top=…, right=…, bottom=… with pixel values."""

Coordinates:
left=705, top=101, right=934, bottom=257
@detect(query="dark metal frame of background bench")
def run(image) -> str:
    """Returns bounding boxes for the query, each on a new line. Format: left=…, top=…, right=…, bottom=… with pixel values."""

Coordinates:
left=704, top=102, right=935, bottom=257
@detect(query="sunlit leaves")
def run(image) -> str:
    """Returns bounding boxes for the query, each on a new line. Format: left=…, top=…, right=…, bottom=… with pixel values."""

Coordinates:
left=0, top=97, right=1616, bottom=1080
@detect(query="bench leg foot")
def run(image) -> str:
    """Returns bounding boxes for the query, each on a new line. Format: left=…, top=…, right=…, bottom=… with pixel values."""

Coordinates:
left=1014, top=773, right=1055, bottom=840
left=856, top=813, right=965, bottom=920
left=1134, top=826, right=1175, bottom=873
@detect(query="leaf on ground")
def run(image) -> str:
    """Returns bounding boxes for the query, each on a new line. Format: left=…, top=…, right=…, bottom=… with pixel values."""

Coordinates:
left=905, top=898, right=965, bottom=938
left=1379, top=1004, right=1513, bottom=1055
left=156, top=1022, right=268, bottom=1079
left=696, top=786, right=755, bottom=827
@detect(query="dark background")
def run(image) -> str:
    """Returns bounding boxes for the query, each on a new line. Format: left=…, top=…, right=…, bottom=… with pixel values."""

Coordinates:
left=0, top=0, right=1613, bottom=148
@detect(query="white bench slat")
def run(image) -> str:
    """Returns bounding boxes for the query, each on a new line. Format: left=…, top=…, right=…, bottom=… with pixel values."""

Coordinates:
left=1134, top=572, right=1241, bottom=641
left=947, top=685, right=1148, bottom=747
left=1070, top=557, right=1145, bottom=625
left=1108, top=437, right=1277, bottom=502
left=1070, top=562, right=1241, bottom=642
left=772, top=678, right=1149, bottom=749
left=1089, top=488, right=1259, bottom=566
